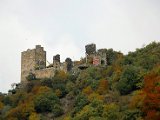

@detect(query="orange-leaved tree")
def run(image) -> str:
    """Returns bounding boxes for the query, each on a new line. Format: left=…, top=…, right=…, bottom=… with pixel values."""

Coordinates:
left=97, top=80, right=108, bottom=95
left=142, top=72, right=160, bottom=120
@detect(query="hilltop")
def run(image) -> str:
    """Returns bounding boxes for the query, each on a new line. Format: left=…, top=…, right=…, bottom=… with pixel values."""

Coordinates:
left=0, top=41, right=160, bottom=120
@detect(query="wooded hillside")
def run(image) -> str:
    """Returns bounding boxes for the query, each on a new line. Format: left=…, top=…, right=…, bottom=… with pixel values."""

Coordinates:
left=0, top=41, right=160, bottom=120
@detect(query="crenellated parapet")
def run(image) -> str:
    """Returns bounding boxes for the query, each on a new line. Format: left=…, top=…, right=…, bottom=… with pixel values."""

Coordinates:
left=21, top=43, right=108, bottom=82
left=21, top=45, right=46, bottom=82
left=21, top=45, right=74, bottom=82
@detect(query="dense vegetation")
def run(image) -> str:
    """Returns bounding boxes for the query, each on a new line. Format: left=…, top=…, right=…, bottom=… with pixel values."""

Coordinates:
left=0, top=41, right=160, bottom=120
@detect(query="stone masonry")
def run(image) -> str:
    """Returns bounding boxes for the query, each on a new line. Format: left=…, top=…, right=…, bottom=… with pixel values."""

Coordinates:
left=21, top=44, right=108, bottom=82
left=21, top=45, right=70, bottom=82
left=21, top=45, right=46, bottom=82
left=85, top=44, right=107, bottom=66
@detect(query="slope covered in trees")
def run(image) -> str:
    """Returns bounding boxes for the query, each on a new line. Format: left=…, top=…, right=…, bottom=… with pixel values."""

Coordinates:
left=0, top=41, right=160, bottom=120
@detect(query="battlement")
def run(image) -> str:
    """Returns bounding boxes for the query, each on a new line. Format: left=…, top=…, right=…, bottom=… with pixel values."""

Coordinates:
left=21, top=45, right=46, bottom=82
left=21, top=43, right=108, bottom=82
left=21, top=45, right=73, bottom=82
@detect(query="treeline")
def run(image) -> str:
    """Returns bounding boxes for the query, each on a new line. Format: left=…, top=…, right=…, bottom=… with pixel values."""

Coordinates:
left=0, top=41, right=160, bottom=120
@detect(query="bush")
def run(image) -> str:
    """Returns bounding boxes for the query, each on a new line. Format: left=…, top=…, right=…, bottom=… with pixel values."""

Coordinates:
left=26, top=73, right=36, bottom=81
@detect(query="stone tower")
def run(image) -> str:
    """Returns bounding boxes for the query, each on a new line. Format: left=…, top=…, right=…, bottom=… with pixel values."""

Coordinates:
left=97, top=49, right=107, bottom=66
left=53, top=54, right=61, bottom=70
left=21, top=45, right=46, bottom=82
left=85, top=43, right=96, bottom=64
left=65, top=58, right=73, bottom=72
left=85, top=43, right=96, bottom=56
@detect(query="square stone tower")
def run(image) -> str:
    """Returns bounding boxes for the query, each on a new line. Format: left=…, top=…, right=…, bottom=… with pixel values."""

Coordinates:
left=21, top=45, right=46, bottom=82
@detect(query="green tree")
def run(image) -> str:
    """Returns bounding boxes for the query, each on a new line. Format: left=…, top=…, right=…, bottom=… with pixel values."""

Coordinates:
left=103, top=103, right=120, bottom=120
left=34, top=92, right=63, bottom=116
left=72, top=94, right=89, bottom=116
left=117, top=66, right=141, bottom=95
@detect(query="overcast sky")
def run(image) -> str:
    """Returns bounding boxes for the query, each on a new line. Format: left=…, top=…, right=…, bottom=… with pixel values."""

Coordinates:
left=0, top=0, right=160, bottom=93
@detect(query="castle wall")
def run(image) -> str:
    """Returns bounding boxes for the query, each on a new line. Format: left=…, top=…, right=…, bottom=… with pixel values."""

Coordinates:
left=35, top=67, right=55, bottom=79
left=21, top=43, right=107, bottom=83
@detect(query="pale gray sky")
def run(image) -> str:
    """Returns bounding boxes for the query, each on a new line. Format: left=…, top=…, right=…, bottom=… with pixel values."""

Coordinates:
left=0, top=0, right=160, bottom=93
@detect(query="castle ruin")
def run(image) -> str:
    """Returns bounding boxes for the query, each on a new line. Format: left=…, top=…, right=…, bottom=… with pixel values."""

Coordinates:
left=21, top=45, right=72, bottom=82
left=21, top=43, right=108, bottom=82
left=85, top=43, right=107, bottom=66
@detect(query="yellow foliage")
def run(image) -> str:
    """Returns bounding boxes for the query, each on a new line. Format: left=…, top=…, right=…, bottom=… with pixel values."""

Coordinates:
left=97, top=80, right=108, bottom=95
left=103, top=103, right=120, bottom=118
left=103, top=103, right=119, bottom=112
left=55, top=89, right=62, bottom=97
left=82, top=86, right=93, bottom=95
left=0, top=101, right=4, bottom=110
left=129, top=90, right=145, bottom=109
left=32, top=86, right=52, bottom=94
left=75, top=105, right=91, bottom=118
left=6, top=103, right=34, bottom=119
left=56, top=70, right=68, bottom=80
left=63, top=116, right=71, bottom=120
left=88, top=92, right=104, bottom=102
left=29, top=112, right=40, bottom=120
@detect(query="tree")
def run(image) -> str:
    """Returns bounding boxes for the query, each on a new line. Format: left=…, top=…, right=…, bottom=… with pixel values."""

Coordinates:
left=142, top=72, right=160, bottom=120
left=0, top=101, right=4, bottom=111
left=34, top=92, right=63, bottom=117
left=40, top=78, right=53, bottom=88
left=97, top=80, right=108, bottom=95
left=122, top=109, right=142, bottom=120
left=103, top=103, right=120, bottom=120
left=29, top=112, right=40, bottom=120
left=34, top=92, right=59, bottom=112
left=73, top=100, right=104, bottom=120
left=82, top=86, right=93, bottom=95
left=32, top=86, right=52, bottom=95
left=117, top=66, right=141, bottom=95
left=5, top=103, right=34, bottom=120
left=72, top=94, right=89, bottom=115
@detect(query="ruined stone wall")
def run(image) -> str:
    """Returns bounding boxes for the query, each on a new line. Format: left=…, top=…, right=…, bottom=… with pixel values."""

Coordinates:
left=21, top=43, right=108, bottom=83
left=60, top=62, right=67, bottom=73
left=35, top=67, right=55, bottom=79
